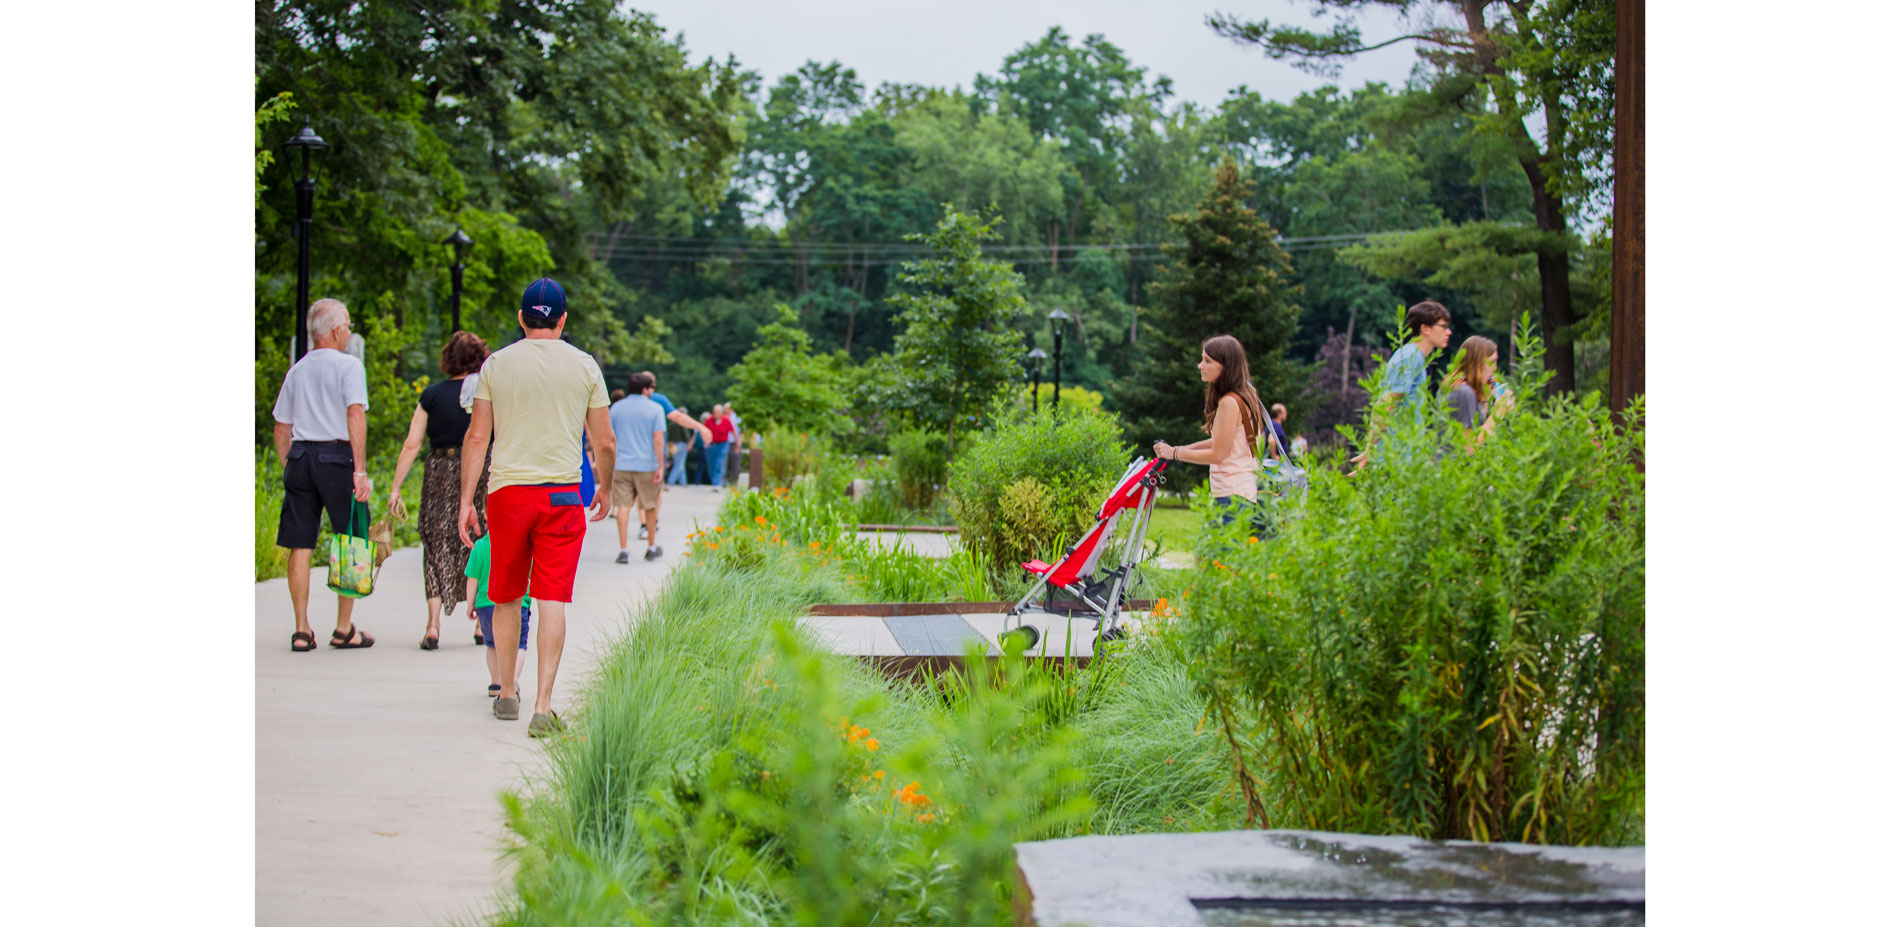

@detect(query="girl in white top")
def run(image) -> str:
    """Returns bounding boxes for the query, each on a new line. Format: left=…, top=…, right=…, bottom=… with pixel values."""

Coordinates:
left=1152, top=334, right=1272, bottom=517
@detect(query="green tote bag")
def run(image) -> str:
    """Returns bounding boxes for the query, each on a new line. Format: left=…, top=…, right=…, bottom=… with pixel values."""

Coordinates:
left=326, top=499, right=378, bottom=598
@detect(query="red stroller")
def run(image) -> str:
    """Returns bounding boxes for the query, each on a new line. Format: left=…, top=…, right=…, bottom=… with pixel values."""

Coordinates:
left=999, top=455, right=1170, bottom=651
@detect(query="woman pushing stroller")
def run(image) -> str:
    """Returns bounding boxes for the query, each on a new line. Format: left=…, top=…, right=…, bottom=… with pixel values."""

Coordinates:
left=1151, top=334, right=1274, bottom=527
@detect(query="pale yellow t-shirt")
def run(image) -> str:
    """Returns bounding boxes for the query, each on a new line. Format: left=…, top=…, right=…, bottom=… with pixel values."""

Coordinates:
left=472, top=338, right=609, bottom=492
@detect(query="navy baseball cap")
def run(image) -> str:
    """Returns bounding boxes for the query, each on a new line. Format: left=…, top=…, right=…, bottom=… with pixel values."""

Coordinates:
left=520, top=277, right=566, bottom=320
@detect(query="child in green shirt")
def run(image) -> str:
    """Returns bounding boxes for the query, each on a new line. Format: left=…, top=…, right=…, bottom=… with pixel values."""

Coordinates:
left=465, top=534, right=534, bottom=698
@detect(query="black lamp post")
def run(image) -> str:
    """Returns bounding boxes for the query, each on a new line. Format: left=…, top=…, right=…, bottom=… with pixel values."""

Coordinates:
left=1026, top=348, right=1048, bottom=414
left=283, top=118, right=328, bottom=361
left=445, top=227, right=472, bottom=334
left=1046, top=308, right=1070, bottom=412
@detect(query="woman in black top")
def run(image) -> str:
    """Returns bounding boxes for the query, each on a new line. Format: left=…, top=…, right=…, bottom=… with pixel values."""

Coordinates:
left=387, top=331, right=490, bottom=650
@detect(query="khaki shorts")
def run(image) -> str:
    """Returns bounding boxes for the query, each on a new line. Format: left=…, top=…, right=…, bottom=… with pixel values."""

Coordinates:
left=612, top=470, right=662, bottom=511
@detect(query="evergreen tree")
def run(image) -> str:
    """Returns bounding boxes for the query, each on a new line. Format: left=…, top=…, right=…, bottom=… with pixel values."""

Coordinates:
left=886, top=205, right=1030, bottom=455
left=1113, top=158, right=1307, bottom=457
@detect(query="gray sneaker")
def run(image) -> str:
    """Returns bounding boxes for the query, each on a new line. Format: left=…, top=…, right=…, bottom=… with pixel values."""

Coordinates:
left=528, top=712, right=565, bottom=738
left=615, top=550, right=629, bottom=564
left=493, top=696, right=520, bottom=720
left=644, top=546, right=662, bottom=561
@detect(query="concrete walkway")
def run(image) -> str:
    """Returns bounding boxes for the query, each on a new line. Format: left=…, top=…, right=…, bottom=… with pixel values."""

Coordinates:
left=256, top=484, right=727, bottom=927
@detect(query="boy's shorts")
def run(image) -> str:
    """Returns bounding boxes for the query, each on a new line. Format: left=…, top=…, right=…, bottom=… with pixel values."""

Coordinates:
left=474, top=603, right=532, bottom=651
left=612, top=470, right=662, bottom=511
left=484, top=483, right=586, bottom=603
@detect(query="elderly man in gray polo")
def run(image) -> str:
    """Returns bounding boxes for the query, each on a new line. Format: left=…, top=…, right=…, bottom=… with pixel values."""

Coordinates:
left=272, top=298, right=376, bottom=652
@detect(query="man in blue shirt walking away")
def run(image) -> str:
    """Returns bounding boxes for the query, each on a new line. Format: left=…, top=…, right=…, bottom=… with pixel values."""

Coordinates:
left=609, top=372, right=669, bottom=562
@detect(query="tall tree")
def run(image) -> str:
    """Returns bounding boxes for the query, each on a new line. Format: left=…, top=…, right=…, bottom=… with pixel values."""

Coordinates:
left=886, top=206, right=1031, bottom=454
left=1113, top=159, right=1306, bottom=452
left=1209, top=0, right=1615, bottom=391
left=974, top=28, right=1171, bottom=266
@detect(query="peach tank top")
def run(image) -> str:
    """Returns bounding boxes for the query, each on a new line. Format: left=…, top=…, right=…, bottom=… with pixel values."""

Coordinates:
left=1208, top=397, right=1259, bottom=502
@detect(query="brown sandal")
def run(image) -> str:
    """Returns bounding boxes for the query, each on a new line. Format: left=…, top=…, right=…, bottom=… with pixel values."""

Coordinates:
left=330, top=625, right=376, bottom=649
left=291, top=631, right=316, bottom=653
left=419, top=634, right=440, bottom=651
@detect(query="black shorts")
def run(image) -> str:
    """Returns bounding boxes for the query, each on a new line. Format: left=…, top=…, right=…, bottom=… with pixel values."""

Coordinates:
left=277, top=440, right=356, bottom=549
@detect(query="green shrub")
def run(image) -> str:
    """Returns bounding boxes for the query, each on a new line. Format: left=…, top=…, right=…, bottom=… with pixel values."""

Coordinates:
left=1179, top=335, right=1645, bottom=845
left=946, top=406, right=1129, bottom=582
left=256, top=453, right=287, bottom=581
left=760, top=430, right=833, bottom=490
left=698, top=481, right=995, bottom=603
left=888, top=429, right=948, bottom=511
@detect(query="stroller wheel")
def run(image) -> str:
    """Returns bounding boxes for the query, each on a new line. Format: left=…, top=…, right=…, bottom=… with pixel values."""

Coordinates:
left=1000, top=625, right=1040, bottom=654
left=1098, top=626, right=1127, bottom=645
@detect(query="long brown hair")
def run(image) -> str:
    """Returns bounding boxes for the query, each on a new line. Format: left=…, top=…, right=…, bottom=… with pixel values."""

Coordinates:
left=1445, top=335, right=1497, bottom=404
left=1200, top=334, right=1267, bottom=446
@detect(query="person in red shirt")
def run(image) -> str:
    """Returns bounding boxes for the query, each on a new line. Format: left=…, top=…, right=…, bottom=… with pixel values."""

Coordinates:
left=705, top=404, right=735, bottom=491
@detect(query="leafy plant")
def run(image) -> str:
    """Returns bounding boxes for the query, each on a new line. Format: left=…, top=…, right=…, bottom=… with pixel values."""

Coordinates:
left=888, top=429, right=948, bottom=511
left=761, top=430, right=835, bottom=490
left=255, top=453, right=288, bottom=581
left=946, top=405, right=1130, bottom=583
left=1180, top=320, right=1644, bottom=844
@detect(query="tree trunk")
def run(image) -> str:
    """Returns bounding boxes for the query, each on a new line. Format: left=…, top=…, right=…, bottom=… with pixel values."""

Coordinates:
left=1610, top=0, right=1645, bottom=423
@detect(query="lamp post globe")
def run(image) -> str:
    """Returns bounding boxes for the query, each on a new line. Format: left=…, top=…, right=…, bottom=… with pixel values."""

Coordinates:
left=283, top=119, right=328, bottom=361
left=1046, top=309, right=1071, bottom=412
left=445, top=227, right=473, bottom=334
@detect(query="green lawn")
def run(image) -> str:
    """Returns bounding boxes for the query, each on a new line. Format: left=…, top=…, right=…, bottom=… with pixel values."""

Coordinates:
left=1146, top=502, right=1200, bottom=556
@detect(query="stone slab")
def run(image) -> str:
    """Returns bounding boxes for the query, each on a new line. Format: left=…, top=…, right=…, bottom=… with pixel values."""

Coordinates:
left=884, top=613, right=998, bottom=657
left=1014, top=830, right=1645, bottom=927
left=799, top=614, right=908, bottom=656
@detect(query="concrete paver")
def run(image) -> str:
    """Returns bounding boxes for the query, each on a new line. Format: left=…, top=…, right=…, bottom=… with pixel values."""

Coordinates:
left=256, top=484, right=725, bottom=927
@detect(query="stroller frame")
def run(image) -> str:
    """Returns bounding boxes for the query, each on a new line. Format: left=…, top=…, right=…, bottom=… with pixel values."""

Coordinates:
left=1003, top=456, right=1169, bottom=644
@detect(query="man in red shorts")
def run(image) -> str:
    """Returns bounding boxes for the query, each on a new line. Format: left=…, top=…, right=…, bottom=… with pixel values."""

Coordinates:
left=458, top=277, right=615, bottom=736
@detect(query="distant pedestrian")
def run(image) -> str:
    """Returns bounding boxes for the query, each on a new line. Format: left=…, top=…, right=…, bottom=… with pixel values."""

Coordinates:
left=1152, top=334, right=1270, bottom=528
left=706, top=403, right=735, bottom=491
left=642, top=371, right=715, bottom=446
left=610, top=388, right=626, bottom=403
left=271, top=298, right=376, bottom=652
left=665, top=418, right=692, bottom=486
left=1265, top=403, right=1292, bottom=462
left=464, top=534, right=531, bottom=698
left=692, top=413, right=713, bottom=483
left=639, top=371, right=712, bottom=535
left=459, top=277, right=615, bottom=736
left=609, top=372, right=667, bottom=563
left=1290, top=434, right=1308, bottom=458
left=387, top=331, right=491, bottom=649
left=1351, top=300, right=1453, bottom=472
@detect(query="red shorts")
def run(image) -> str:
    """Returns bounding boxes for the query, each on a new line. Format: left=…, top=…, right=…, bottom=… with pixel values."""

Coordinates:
left=484, top=483, right=587, bottom=604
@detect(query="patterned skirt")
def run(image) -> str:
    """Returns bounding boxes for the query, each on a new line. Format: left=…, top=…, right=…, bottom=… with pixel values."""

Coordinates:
left=419, top=450, right=489, bottom=604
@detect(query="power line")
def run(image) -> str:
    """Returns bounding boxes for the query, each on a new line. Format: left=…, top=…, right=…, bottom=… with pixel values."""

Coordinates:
left=584, top=229, right=1414, bottom=254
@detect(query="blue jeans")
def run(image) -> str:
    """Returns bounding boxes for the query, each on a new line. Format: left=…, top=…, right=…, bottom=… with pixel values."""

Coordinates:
left=1214, top=495, right=1268, bottom=533
left=707, top=442, right=730, bottom=486
left=666, top=446, right=689, bottom=484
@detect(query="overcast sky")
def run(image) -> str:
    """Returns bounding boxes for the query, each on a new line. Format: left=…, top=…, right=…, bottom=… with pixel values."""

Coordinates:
left=632, top=0, right=1427, bottom=111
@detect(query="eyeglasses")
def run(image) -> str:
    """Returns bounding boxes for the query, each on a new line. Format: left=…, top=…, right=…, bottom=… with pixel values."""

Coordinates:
left=1430, top=321, right=1451, bottom=330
